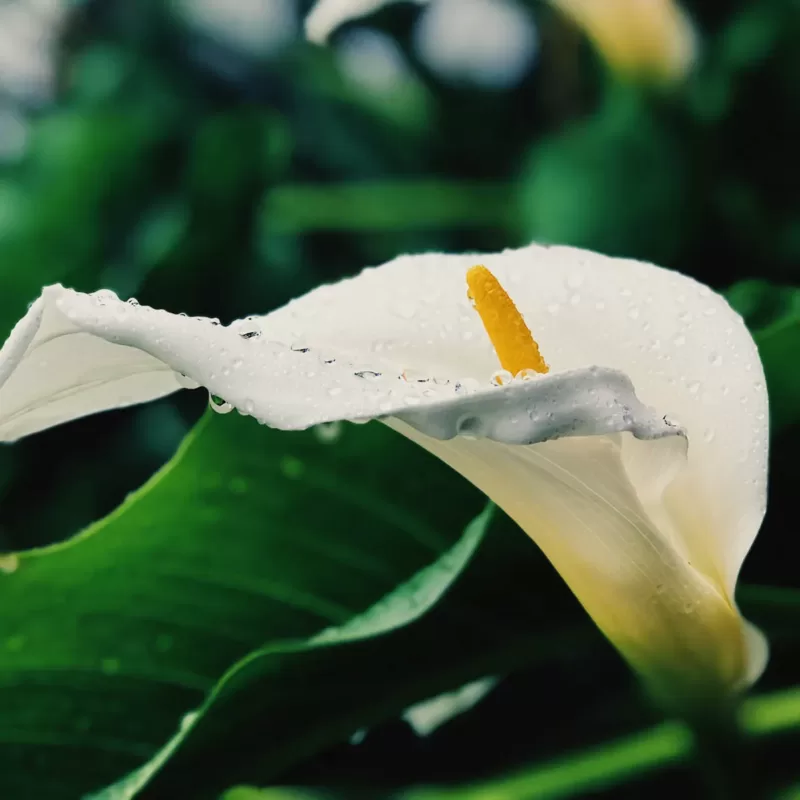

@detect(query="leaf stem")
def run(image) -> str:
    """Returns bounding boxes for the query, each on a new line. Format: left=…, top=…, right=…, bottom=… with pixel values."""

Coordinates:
left=406, top=686, right=800, bottom=800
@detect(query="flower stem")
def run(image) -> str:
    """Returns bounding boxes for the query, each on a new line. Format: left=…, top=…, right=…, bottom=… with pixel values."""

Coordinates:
left=689, top=704, right=762, bottom=800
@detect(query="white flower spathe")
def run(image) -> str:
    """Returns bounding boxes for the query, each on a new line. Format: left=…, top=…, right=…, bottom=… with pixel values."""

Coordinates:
left=0, top=244, right=768, bottom=702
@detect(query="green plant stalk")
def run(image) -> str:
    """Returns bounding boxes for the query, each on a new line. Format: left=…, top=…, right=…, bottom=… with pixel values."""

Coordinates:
left=403, top=686, right=800, bottom=800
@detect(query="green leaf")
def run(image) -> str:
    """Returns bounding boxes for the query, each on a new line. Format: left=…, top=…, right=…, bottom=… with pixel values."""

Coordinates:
left=519, top=87, right=687, bottom=265
left=726, top=281, right=800, bottom=430
left=0, top=413, right=489, bottom=799
left=261, top=181, right=516, bottom=235
left=0, top=107, right=175, bottom=339
left=91, top=504, right=494, bottom=800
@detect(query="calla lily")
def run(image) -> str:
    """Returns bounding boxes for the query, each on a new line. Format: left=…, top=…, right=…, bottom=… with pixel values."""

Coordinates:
left=0, top=244, right=768, bottom=709
left=305, top=0, right=695, bottom=83
left=551, top=0, right=697, bottom=83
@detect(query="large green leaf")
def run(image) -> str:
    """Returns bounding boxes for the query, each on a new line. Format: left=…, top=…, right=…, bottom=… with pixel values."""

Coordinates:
left=726, top=281, right=800, bottom=430
left=92, top=504, right=495, bottom=800
left=93, top=472, right=595, bottom=799
left=0, top=412, right=491, bottom=799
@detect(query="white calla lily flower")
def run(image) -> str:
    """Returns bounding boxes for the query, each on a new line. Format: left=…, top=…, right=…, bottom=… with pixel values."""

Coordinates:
left=0, top=244, right=768, bottom=707
left=305, top=0, right=695, bottom=83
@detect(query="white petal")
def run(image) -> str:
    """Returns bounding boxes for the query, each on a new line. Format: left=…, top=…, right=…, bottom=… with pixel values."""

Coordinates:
left=0, top=284, right=677, bottom=448
left=0, top=288, right=180, bottom=441
left=261, top=245, right=768, bottom=594
left=388, top=418, right=763, bottom=692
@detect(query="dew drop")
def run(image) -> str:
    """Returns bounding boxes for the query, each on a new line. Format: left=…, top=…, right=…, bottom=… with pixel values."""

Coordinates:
left=291, top=342, right=311, bottom=353
left=403, top=395, right=421, bottom=406
left=462, top=330, right=474, bottom=341
left=127, top=297, right=140, bottom=307
left=328, top=387, right=344, bottom=397
left=490, top=369, right=514, bottom=386
left=355, top=370, right=382, bottom=380
left=627, top=307, right=640, bottom=320
left=566, top=273, right=584, bottom=289
left=455, top=377, right=481, bottom=394
left=703, top=428, right=716, bottom=443
left=93, top=289, right=119, bottom=306
left=243, top=399, right=255, bottom=415
left=595, top=301, right=606, bottom=311
left=546, top=303, right=560, bottom=316
left=672, top=334, right=686, bottom=347
left=704, top=306, right=717, bottom=316
left=516, top=368, right=540, bottom=381
left=392, top=300, right=417, bottom=319
left=687, top=380, right=701, bottom=395
left=401, top=368, right=430, bottom=383
left=569, top=293, right=581, bottom=306
left=315, top=421, right=343, bottom=443
left=209, top=394, right=234, bottom=414
left=709, top=352, right=723, bottom=367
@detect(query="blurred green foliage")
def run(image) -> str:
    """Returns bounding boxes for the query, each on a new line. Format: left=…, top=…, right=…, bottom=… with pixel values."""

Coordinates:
left=0, top=0, right=799, bottom=798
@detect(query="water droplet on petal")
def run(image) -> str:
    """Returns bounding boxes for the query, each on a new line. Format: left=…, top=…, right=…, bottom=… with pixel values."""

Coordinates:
left=687, top=381, right=701, bottom=395
left=672, top=334, right=686, bottom=346
left=328, top=387, right=344, bottom=397
left=627, top=307, right=640, bottom=320
left=455, top=377, right=481, bottom=394
left=401, top=369, right=430, bottom=383
left=392, top=300, right=417, bottom=319
left=703, top=428, right=715, bottom=443
left=566, top=273, right=584, bottom=289
left=315, top=421, right=343, bottom=443
left=291, top=342, right=310, bottom=353
left=403, top=395, right=421, bottom=406
left=709, top=352, right=723, bottom=367
left=490, top=369, right=513, bottom=386
left=127, top=297, right=140, bottom=307
left=355, top=370, right=382, bottom=380
left=209, top=394, right=234, bottom=414
left=237, top=317, right=262, bottom=341
left=93, top=289, right=119, bottom=306
left=516, top=368, right=540, bottom=381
